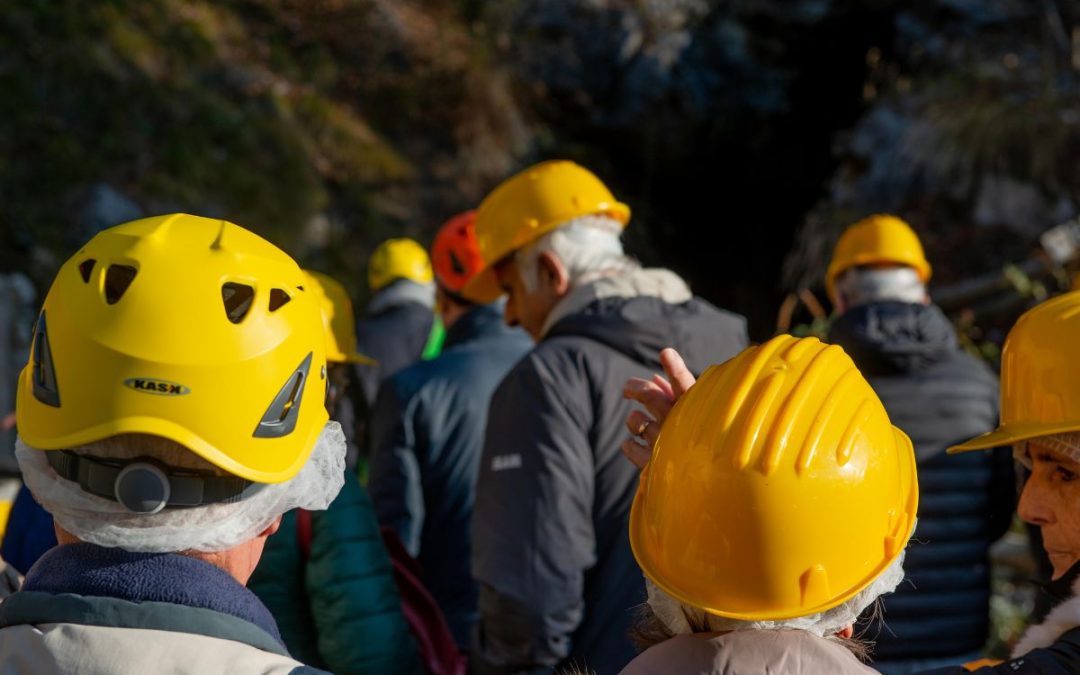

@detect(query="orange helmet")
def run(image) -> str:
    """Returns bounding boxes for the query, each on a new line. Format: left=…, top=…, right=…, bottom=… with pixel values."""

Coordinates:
left=431, top=211, right=483, bottom=296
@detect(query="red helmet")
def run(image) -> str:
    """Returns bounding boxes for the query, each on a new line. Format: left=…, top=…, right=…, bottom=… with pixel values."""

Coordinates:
left=431, top=211, right=482, bottom=295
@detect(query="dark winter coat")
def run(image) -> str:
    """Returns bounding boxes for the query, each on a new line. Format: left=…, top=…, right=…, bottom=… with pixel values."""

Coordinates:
left=470, top=272, right=748, bottom=675
left=248, top=473, right=424, bottom=675
left=1, top=483, right=56, bottom=575
left=827, top=301, right=1013, bottom=663
left=355, top=280, right=438, bottom=407
left=368, top=302, right=532, bottom=649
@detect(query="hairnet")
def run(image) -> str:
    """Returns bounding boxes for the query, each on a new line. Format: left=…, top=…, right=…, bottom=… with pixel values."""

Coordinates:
left=1016, top=432, right=1080, bottom=469
left=16, top=421, right=346, bottom=553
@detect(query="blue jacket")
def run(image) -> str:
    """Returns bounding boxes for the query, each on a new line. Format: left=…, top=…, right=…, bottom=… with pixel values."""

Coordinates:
left=828, top=302, right=1014, bottom=663
left=248, top=473, right=423, bottom=675
left=368, top=302, right=531, bottom=648
left=2, top=483, right=57, bottom=575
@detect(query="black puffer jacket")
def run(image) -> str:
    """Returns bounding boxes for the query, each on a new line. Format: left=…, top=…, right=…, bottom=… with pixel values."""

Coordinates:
left=828, top=301, right=1014, bottom=663
left=471, top=280, right=748, bottom=675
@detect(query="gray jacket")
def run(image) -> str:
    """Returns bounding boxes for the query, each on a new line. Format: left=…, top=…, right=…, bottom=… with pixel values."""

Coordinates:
left=470, top=269, right=748, bottom=675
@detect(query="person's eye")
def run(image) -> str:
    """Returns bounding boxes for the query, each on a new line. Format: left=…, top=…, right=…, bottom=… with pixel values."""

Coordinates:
left=1055, top=466, right=1079, bottom=482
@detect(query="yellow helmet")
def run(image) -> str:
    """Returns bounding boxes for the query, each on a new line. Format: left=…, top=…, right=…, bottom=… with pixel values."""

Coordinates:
left=951, top=291, right=1080, bottom=453
left=629, top=335, right=918, bottom=620
left=16, top=214, right=329, bottom=484
left=302, top=270, right=375, bottom=366
left=462, top=160, right=631, bottom=303
left=825, top=214, right=932, bottom=303
left=368, top=238, right=434, bottom=292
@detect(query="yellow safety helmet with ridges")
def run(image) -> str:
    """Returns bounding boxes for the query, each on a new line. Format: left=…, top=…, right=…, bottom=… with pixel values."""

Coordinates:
left=951, top=291, right=1080, bottom=453
left=825, top=214, right=932, bottom=303
left=302, top=270, right=375, bottom=366
left=16, top=214, right=329, bottom=484
left=462, top=160, right=631, bottom=303
left=630, top=335, right=918, bottom=620
left=368, top=238, right=434, bottom=293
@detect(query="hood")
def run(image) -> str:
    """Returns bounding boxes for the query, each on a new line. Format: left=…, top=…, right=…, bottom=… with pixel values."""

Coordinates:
left=827, top=301, right=958, bottom=376
left=545, top=268, right=747, bottom=375
left=367, top=278, right=435, bottom=315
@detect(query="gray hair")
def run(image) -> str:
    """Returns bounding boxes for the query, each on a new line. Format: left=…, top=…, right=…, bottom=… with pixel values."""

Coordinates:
left=515, top=215, right=638, bottom=292
left=75, top=434, right=227, bottom=474
left=834, top=267, right=926, bottom=308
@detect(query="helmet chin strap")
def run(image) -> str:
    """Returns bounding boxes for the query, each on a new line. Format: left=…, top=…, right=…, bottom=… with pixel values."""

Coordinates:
left=46, top=451, right=265, bottom=514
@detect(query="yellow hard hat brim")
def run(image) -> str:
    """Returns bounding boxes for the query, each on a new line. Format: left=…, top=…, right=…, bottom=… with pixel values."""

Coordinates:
left=461, top=266, right=504, bottom=305
left=344, top=352, right=377, bottom=366
left=948, top=420, right=1080, bottom=454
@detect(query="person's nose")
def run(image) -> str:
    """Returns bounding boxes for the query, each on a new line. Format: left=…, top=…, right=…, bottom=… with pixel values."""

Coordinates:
left=1018, top=475, right=1054, bottom=526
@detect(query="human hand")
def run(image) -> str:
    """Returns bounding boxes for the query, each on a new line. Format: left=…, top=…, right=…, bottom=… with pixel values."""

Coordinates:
left=0, top=412, right=14, bottom=432
left=621, top=348, right=695, bottom=469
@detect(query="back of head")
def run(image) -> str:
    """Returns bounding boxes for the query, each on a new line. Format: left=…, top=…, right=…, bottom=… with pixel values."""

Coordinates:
left=16, top=214, right=344, bottom=553
left=463, top=160, right=631, bottom=303
left=630, top=335, right=917, bottom=634
left=368, top=238, right=434, bottom=293
left=826, top=215, right=932, bottom=307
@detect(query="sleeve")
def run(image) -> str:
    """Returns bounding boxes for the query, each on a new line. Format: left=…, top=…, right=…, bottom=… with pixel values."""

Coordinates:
left=470, top=352, right=596, bottom=674
left=367, top=377, right=426, bottom=556
left=307, top=474, right=425, bottom=675
left=913, top=626, right=1080, bottom=674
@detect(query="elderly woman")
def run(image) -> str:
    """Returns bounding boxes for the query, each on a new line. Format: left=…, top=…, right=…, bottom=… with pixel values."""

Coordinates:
left=623, top=319, right=1080, bottom=674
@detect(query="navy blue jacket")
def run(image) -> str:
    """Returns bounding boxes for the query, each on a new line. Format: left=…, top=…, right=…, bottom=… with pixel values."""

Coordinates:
left=368, top=302, right=531, bottom=648
left=2, top=483, right=57, bottom=575
left=828, top=302, right=1014, bottom=662
left=471, top=290, right=748, bottom=675
left=356, top=282, right=437, bottom=408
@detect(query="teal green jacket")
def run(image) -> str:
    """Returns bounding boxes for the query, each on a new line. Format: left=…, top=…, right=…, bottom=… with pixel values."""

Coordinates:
left=249, top=474, right=424, bottom=675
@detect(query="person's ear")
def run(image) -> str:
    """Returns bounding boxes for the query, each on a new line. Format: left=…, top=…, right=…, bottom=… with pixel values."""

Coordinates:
left=260, top=515, right=283, bottom=538
left=537, top=251, right=570, bottom=296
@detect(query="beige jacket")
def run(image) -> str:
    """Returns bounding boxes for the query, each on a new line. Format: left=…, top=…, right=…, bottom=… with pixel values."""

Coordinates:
left=619, top=629, right=879, bottom=675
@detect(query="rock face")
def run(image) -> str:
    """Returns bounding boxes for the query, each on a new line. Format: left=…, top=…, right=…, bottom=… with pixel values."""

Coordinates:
left=4, top=0, right=1078, bottom=335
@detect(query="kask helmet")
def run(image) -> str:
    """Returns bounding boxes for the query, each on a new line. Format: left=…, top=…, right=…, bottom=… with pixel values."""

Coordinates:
left=302, top=270, right=374, bottom=366
left=431, top=210, right=482, bottom=296
left=16, top=214, right=329, bottom=484
left=368, top=238, right=434, bottom=292
left=825, top=214, right=932, bottom=303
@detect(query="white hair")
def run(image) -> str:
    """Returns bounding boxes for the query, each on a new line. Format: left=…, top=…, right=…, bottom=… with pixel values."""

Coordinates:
left=16, top=422, right=346, bottom=553
left=835, top=267, right=926, bottom=308
left=515, top=215, right=638, bottom=292
left=646, top=554, right=906, bottom=639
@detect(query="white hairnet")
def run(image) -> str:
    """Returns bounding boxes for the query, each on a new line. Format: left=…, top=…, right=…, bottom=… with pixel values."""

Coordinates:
left=836, top=266, right=926, bottom=308
left=16, top=421, right=346, bottom=553
left=646, top=553, right=907, bottom=638
left=1015, top=432, right=1080, bottom=469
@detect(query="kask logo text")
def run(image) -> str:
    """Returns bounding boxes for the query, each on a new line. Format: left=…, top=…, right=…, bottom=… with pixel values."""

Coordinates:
left=123, top=378, right=191, bottom=396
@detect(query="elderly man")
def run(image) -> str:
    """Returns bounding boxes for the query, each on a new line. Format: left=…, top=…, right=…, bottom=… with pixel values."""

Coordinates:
left=462, top=160, right=749, bottom=675
left=824, top=214, right=1013, bottom=673
left=0, top=214, right=343, bottom=674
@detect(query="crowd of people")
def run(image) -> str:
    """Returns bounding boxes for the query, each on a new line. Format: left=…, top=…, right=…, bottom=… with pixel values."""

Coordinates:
left=0, top=159, right=1079, bottom=674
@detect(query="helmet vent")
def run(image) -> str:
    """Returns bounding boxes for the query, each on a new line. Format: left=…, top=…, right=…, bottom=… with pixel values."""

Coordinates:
left=31, top=312, right=61, bottom=407
left=222, top=282, right=255, bottom=324
left=104, top=265, right=137, bottom=304
left=254, top=352, right=312, bottom=438
left=78, top=259, right=96, bottom=283
left=268, top=288, right=291, bottom=312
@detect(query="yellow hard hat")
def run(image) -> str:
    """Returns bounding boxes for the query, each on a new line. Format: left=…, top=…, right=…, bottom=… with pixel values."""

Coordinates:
left=462, top=160, right=631, bottom=303
left=951, top=291, right=1080, bottom=453
left=630, top=335, right=918, bottom=621
left=825, top=214, right=932, bottom=303
left=16, top=214, right=329, bottom=484
left=368, top=238, right=434, bottom=292
left=302, top=270, right=375, bottom=366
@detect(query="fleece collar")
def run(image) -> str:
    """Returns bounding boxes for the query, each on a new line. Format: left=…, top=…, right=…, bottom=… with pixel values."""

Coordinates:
left=1013, top=565, right=1080, bottom=657
left=20, top=543, right=283, bottom=646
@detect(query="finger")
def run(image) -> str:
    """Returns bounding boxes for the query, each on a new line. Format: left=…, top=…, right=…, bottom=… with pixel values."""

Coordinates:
left=623, top=381, right=674, bottom=422
left=621, top=438, right=652, bottom=470
left=651, top=374, right=675, bottom=400
left=660, top=348, right=696, bottom=398
left=625, top=410, right=653, bottom=438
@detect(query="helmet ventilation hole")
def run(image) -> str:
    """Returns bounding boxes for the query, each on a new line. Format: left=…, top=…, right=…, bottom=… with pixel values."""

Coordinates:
left=104, top=265, right=137, bottom=304
left=78, top=259, right=96, bottom=283
left=268, top=288, right=291, bottom=312
left=222, top=283, right=255, bottom=324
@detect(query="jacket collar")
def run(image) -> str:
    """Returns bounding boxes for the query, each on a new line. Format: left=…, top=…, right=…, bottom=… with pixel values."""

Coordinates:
left=443, top=302, right=508, bottom=350
left=19, top=543, right=283, bottom=646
